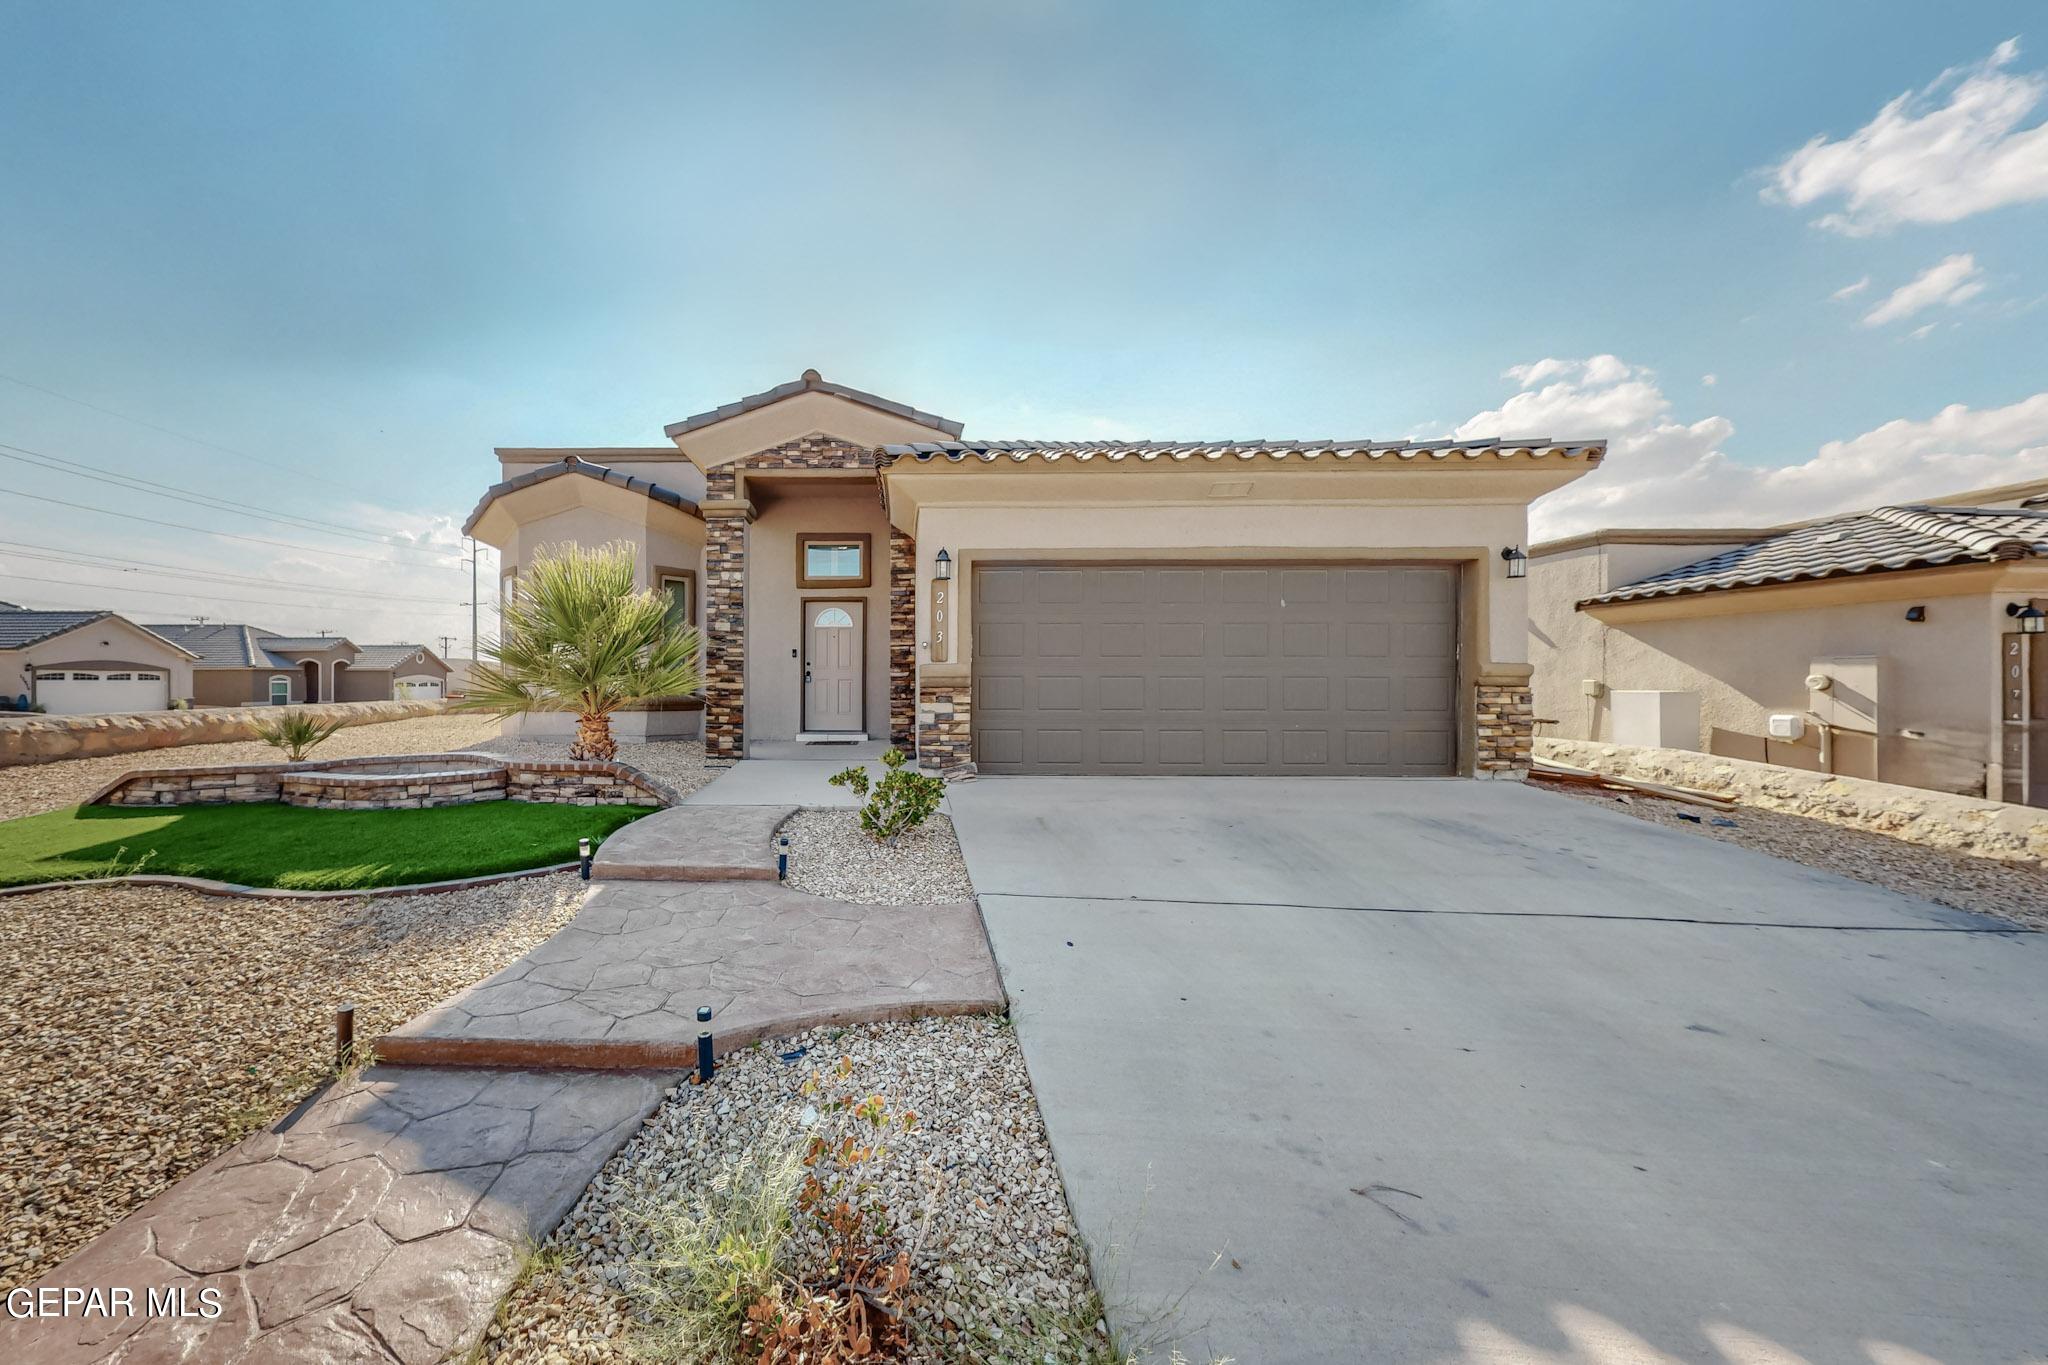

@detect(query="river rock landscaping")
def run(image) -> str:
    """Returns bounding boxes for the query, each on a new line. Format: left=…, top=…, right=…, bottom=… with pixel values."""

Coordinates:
left=481, top=1015, right=1106, bottom=1365
left=781, top=809, right=976, bottom=906
left=0, top=872, right=592, bottom=1291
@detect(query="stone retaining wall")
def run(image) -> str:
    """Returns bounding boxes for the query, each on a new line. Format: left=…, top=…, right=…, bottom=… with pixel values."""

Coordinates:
left=0, top=700, right=442, bottom=767
left=91, top=752, right=677, bottom=810
left=1538, top=738, right=2048, bottom=866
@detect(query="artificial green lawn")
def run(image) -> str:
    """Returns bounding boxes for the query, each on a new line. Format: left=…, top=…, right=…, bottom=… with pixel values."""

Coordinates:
left=0, top=800, right=652, bottom=890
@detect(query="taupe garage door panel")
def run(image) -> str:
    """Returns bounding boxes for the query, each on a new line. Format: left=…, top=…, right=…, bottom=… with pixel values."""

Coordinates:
left=974, top=563, right=1457, bottom=776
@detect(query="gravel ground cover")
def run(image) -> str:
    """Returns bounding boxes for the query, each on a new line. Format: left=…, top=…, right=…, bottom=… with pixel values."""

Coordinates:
left=781, top=809, right=976, bottom=905
left=1534, top=777, right=2048, bottom=930
left=0, top=872, right=590, bottom=1291
left=483, top=1016, right=1104, bottom=1365
left=0, top=713, right=714, bottom=820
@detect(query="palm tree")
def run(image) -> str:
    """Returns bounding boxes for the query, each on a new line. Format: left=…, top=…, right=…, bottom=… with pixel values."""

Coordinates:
left=455, top=541, right=702, bottom=761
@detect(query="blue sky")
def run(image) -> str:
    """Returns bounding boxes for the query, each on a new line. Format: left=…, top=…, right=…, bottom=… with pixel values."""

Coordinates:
left=2, top=1, right=2045, bottom=644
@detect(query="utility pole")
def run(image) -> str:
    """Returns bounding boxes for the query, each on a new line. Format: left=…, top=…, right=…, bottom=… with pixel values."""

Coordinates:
left=437, top=634, right=456, bottom=657
left=468, top=536, right=479, bottom=662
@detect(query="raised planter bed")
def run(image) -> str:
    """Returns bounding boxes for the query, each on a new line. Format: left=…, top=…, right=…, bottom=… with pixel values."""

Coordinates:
left=282, top=759, right=510, bottom=810
left=89, top=750, right=678, bottom=810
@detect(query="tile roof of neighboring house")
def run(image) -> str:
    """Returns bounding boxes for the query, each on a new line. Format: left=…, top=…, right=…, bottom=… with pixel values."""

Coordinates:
left=258, top=636, right=351, bottom=651
left=1584, top=505, right=2048, bottom=605
left=0, top=609, right=114, bottom=650
left=0, top=601, right=22, bottom=611
left=352, top=643, right=441, bottom=670
left=462, top=455, right=702, bottom=536
left=663, top=369, right=965, bottom=441
left=144, top=623, right=296, bottom=669
left=877, top=437, right=1607, bottom=465
left=0, top=610, right=200, bottom=656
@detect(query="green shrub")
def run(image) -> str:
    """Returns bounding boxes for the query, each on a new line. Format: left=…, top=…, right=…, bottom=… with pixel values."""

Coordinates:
left=251, top=710, right=348, bottom=761
left=827, top=748, right=945, bottom=846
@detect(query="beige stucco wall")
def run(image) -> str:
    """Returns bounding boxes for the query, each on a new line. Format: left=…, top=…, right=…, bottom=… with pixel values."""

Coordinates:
left=5, top=620, right=195, bottom=706
left=671, top=392, right=951, bottom=469
left=1529, top=546, right=2044, bottom=798
left=496, top=449, right=708, bottom=505
left=745, top=485, right=893, bottom=742
left=194, top=668, right=301, bottom=707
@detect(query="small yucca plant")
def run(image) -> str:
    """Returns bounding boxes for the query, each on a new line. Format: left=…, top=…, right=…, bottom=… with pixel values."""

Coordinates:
left=252, top=711, right=348, bottom=762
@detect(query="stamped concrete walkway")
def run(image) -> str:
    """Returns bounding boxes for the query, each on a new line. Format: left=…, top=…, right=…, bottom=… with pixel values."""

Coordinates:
left=588, top=803, right=795, bottom=881
left=379, top=879, right=1004, bottom=1068
left=0, top=1066, right=669, bottom=1364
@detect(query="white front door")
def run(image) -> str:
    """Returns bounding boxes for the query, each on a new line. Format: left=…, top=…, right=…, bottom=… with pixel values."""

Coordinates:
left=803, top=601, right=864, bottom=733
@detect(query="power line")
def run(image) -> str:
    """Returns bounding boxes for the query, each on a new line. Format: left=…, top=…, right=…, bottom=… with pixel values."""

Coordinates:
left=0, top=540, right=460, bottom=604
left=0, top=369, right=391, bottom=502
left=0, top=438, right=451, bottom=558
left=0, top=485, right=469, bottom=568
left=0, top=569, right=472, bottom=619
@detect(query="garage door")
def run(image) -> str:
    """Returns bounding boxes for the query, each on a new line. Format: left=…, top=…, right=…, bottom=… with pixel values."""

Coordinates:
left=33, top=669, right=171, bottom=716
left=973, top=563, right=1457, bottom=775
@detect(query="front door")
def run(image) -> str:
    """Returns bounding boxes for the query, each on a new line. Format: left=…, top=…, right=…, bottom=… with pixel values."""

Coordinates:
left=803, top=600, right=864, bottom=733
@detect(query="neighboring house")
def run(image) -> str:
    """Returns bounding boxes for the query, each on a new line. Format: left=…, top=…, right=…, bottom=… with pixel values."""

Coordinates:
left=465, top=368, right=1603, bottom=775
left=143, top=624, right=450, bottom=706
left=1528, top=477, right=2048, bottom=807
left=0, top=604, right=197, bottom=714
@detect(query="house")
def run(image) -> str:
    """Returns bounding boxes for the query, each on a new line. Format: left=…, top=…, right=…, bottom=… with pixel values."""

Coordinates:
left=465, top=369, right=1603, bottom=776
left=1527, top=477, right=2048, bottom=807
left=0, top=604, right=197, bottom=714
left=142, top=624, right=451, bottom=706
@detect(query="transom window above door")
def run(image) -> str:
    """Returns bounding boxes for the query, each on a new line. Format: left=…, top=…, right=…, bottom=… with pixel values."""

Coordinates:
left=797, top=533, right=871, bottom=588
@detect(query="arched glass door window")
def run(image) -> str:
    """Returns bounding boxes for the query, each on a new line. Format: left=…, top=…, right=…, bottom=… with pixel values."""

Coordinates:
left=814, top=607, right=854, bottom=628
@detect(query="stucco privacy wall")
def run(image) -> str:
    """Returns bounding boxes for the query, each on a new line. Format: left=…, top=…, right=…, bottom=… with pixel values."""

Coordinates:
left=1529, top=543, right=2025, bottom=797
left=0, top=700, right=442, bottom=765
left=5, top=620, right=195, bottom=704
left=1539, top=737, right=2048, bottom=865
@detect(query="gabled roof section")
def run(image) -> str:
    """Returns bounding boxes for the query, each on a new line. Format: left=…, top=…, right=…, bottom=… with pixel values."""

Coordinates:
left=1, top=610, right=201, bottom=656
left=878, top=436, right=1606, bottom=466
left=664, top=369, right=964, bottom=441
left=353, top=643, right=444, bottom=670
left=1583, top=505, right=2048, bottom=606
left=462, top=454, right=702, bottom=536
left=145, top=622, right=295, bottom=669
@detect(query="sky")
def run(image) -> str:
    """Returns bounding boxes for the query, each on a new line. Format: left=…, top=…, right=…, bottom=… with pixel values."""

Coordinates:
left=2, top=1, right=2046, bottom=646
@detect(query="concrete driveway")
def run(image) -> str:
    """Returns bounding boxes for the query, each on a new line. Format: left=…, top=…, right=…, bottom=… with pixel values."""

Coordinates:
left=945, top=777, right=2048, bottom=1365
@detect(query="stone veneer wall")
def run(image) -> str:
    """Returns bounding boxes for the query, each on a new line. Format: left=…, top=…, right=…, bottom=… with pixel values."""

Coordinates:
left=916, top=680, right=974, bottom=777
left=1474, top=681, right=1535, bottom=778
left=92, top=752, right=675, bottom=810
left=888, top=528, right=916, bottom=747
left=0, top=700, right=441, bottom=767
left=1539, top=737, right=2048, bottom=865
left=702, top=436, right=882, bottom=762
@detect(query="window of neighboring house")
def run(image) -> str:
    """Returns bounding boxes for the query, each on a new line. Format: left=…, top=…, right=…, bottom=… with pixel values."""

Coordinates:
left=107, top=673, right=134, bottom=681
left=269, top=675, right=290, bottom=705
left=70, top=672, right=101, bottom=681
left=34, top=671, right=65, bottom=682
left=138, top=672, right=164, bottom=682
left=797, top=533, right=871, bottom=588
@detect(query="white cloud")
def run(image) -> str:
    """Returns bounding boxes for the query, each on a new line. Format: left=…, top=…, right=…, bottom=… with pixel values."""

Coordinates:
left=1909, top=322, right=1939, bottom=341
left=1867, top=252, right=1990, bottom=327
left=1862, top=253, right=1986, bottom=326
left=1831, top=276, right=1871, bottom=300
left=1700, top=374, right=1718, bottom=387
left=1762, top=38, right=2048, bottom=234
left=1467, top=356, right=2048, bottom=538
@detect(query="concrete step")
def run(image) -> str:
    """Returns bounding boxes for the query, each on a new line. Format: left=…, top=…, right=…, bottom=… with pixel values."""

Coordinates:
left=589, top=803, right=795, bottom=880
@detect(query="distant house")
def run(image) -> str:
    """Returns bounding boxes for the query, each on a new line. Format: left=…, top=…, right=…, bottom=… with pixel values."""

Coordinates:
left=1529, top=477, right=2048, bottom=807
left=143, top=624, right=451, bottom=707
left=0, top=605, right=197, bottom=714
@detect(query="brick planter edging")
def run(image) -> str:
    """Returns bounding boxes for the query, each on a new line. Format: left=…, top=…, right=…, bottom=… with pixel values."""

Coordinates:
left=86, top=751, right=682, bottom=810
left=0, top=862, right=581, bottom=902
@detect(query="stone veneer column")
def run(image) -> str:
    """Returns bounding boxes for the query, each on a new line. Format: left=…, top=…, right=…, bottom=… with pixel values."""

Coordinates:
left=1474, top=678, right=1535, bottom=778
left=916, top=679, right=974, bottom=777
left=702, top=509, right=749, bottom=763
left=888, top=529, right=916, bottom=747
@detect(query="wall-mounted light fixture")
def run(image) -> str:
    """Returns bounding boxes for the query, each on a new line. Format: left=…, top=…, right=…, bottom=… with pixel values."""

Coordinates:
left=1501, top=545, right=1528, bottom=579
left=2007, top=602, right=2046, bottom=635
left=1904, top=605, right=1926, bottom=622
left=932, top=548, right=953, bottom=581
